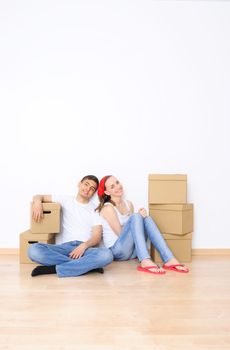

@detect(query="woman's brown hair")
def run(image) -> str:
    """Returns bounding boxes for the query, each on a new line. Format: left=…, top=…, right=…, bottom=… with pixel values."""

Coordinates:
left=96, top=175, right=115, bottom=212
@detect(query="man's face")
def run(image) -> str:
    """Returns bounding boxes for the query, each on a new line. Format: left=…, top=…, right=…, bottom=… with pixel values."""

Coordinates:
left=78, top=179, right=97, bottom=200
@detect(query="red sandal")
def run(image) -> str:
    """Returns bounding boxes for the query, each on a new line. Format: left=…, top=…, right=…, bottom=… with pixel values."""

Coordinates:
left=162, top=264, right=189, bottom=273
left=137, top=265, right=166, bottom=275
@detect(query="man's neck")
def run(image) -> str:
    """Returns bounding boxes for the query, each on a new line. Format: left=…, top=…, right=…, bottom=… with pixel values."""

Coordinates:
left=76, top=194, right=89, bottom=204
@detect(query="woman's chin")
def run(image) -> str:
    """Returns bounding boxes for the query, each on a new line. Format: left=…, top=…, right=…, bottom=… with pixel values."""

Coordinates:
left=116, top=191, right=123, bottom=197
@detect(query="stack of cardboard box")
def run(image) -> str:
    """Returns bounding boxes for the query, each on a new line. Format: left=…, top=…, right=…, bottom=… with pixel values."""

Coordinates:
left=148, top=174, right=193, bottom=262
left=19, top=203, right=61, bottom=263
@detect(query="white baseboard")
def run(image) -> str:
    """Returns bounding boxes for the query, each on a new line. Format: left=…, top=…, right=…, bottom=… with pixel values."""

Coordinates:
left=192, top=249, right=230, bottom=255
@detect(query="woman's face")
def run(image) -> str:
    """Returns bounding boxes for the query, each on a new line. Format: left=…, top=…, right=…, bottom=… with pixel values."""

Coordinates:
left=105, top=176, right=124, bottom=198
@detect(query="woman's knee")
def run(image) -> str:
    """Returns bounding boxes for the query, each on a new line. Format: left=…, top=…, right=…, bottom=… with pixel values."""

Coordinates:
left=130, top=213, right=143, bottom=222
left=93, top=248, right=113, bottom=266
left=101, top=248, right=113, bottom=265
left=112, top=246, right=132, bottom=261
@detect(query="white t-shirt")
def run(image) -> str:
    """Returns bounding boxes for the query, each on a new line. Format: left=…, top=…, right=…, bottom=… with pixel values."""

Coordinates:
left=52, top=195, right=102, bottom=244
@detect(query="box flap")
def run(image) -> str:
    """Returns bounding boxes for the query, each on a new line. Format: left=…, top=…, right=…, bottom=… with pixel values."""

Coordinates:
left=149, top=204, right=193, bottom=211
left=20, top=231, right=56, bottom=239
left=162, top=232, right=193, bottom=238
left=42, top=203, right=61, bottom=210
left=31, top=202, right=61, bottom=210
left=149, top=174, right=187, bottom=181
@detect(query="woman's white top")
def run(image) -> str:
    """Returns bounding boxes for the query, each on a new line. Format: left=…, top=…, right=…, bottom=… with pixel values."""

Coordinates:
left=100, top=200, right=131, bottom=248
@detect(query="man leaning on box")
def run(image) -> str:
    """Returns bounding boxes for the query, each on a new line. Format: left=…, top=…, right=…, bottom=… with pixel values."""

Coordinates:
left=28, top=175, right=113, bottom=278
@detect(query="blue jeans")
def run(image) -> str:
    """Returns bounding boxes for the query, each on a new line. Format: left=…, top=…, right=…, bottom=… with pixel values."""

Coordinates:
left=110, top=213, right=174, bottom=263
left=28, top=240, right=113, bottom=277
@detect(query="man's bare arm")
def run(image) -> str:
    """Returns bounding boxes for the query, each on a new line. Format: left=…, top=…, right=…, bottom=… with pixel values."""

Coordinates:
left=69, top=225, right=103, bottom=259
left=32, top=195, right=52, bottom=222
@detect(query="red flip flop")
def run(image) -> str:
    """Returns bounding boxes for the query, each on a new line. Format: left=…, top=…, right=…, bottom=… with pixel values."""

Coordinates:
left=137, top=265, right=166, bottom=275
left=162, top=264, right=189, bottom=273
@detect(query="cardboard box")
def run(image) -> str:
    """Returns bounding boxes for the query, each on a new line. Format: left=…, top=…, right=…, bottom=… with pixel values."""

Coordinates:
left=148, top=174, right=187, bottom=204
left=149, top=204, right=193, bottom=234
left=20, top=230, right=55, bottom=264
left=150, top=232, right=192, bottom=262
left=31, top=202, right=61, bottom=234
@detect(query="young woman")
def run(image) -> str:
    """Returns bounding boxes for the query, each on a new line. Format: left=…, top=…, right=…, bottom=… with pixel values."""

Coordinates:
left=96, top=175, right=189, bottom=274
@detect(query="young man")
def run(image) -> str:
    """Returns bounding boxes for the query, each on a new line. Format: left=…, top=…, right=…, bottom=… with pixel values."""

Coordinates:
left=28, top=175, right=113, bottom=278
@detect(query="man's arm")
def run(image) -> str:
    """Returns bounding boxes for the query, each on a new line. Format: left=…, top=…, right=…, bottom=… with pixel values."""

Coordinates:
left=69, top=225, right=103, bottom=259
left=32, top=195, right=52, bottom=222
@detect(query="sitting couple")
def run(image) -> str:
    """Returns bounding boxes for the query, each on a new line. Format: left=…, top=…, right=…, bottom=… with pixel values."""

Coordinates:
left=29, top=174, right=189, bottom=278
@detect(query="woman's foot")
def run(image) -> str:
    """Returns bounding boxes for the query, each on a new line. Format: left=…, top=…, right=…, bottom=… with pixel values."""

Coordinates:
left=163, top=258, right=189, bottom=273
left=140, top=258, right=165, bottom=274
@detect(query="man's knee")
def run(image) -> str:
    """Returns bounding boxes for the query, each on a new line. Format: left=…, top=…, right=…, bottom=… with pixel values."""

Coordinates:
left=27, top=243, right=45, bottom=262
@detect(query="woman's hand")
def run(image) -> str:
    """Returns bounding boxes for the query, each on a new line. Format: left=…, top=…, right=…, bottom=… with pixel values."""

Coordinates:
left=138, top=208, right=148, bottom=218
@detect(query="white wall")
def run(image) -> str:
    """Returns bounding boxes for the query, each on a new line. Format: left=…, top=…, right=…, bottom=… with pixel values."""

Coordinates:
left=1, top=0, right=230, bottom=248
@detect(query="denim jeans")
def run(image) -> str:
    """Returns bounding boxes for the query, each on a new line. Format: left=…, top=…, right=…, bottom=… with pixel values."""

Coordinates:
left=28, top=240, right=113, bottom=277
left=110, top=213, right=174, bottom=263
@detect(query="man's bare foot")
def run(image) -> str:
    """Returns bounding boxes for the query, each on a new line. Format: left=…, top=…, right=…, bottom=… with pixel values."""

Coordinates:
left=141, top=258, right=165, bottom=273
left=163, top=258, right=189, bottom=272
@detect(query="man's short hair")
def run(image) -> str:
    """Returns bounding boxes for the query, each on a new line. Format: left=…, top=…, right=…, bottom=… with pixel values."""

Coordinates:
left=80, top=175, right=99, bottom=189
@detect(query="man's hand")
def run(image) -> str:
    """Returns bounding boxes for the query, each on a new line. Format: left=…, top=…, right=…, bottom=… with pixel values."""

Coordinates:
left=69, top=243, right=87, bottom=259
left=32, top=201, right=44, bottom=222
left=138, top=208, right=148, bottom=218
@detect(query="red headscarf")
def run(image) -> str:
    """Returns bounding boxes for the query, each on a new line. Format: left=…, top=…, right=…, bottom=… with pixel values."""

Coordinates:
left=98, top=175, right=111, bottom=197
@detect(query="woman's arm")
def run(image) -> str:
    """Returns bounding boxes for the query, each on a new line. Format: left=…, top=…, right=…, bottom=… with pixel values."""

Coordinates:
left=101, top=205, right=122, bottom=236
left=127, top=200, right=148, bottom=218
left=127, top=200, right=134, bottom=214
left=138, top=208, right=148, bottom=218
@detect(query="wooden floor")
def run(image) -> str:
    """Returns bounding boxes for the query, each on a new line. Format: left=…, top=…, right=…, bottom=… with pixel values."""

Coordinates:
left=0, top=255, right=230, bottom=350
